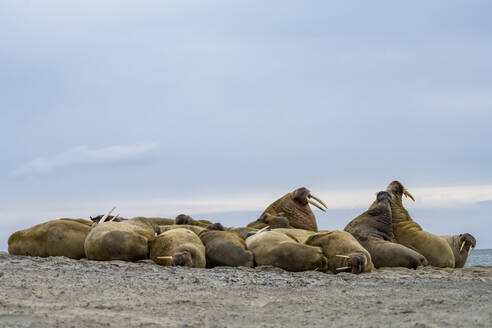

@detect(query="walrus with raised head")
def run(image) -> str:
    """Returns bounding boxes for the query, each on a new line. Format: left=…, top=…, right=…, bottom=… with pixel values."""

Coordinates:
left=345, top=191, right=428, bottom=269
left=248, top=187, right=327, bottom=231
left=149, top=228, right=206, bottom=268
left=8, top=218, right=93, bottom=259
left=387, top=180, right=476, bottom=268
left=246, top=230, right=328, bottom=272
left=305, top=230, right=374, bottom=274
left=198, top=223, right=254, bottom=268
left=84, top=216, right=161, bottom=262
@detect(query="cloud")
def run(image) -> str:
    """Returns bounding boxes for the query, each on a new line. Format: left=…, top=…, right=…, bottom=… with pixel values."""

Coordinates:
left=12, top=142, right=158, bottom=176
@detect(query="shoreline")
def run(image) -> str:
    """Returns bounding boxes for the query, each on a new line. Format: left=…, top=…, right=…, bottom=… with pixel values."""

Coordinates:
left=1, top=252, right=491, bottom=327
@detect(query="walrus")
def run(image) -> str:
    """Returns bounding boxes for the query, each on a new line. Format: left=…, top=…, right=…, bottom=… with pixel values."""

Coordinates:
left=149, top=228, right=206, bottom=268
left=248, top=187, right=327, bottom=231
left=247, top=213, right=291, bottom=230
left=245, top=230, right=328, bottom=272
left=386, top=180, right=476, bottom=268
left=305, top=230, right=374, bottom=274
left=84, top=217, right=161, bottom=261
left=175, top=214, right=213, bottom=227
left=198, top=223, right=254, bottom=268
left=345, top=191, right=428, bottom=269
left=159, top=224, right=205, bottom=235
left=8, top=218, right=93, bottom=259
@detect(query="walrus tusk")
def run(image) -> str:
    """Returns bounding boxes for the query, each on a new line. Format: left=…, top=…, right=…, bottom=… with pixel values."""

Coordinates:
left=460, top=241, right=465, bottom=252
left=336, top=266, right=351, bottom=271
left=99, top=206, right=116, bottom=224
left=157, top=256, right=173, bottom=260
left=109, top=213, right=120, bottom=222
left=256, top=226, right=270, bottom=234
left=467, top=246, right=473, bottom=255
left=336, top=255, right=350, bottom=259
left=308, top=199, right=327, bottom=212
left=403, top=189, right=415, bottom=202
left=308, top=194, right=328, bottom=209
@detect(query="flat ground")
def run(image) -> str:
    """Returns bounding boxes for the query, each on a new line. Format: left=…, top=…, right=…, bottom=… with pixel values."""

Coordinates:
left=0, top=252, right=491, bottom=328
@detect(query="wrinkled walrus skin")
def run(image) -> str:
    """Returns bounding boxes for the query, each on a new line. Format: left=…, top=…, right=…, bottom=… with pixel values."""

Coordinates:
left=8, top=218, right=93, bottom=259
left=246, top=230, right=328, bottom=272
left=198, top=224, right=254, bottom=268
left=149, top=228, right=206, bottom=268
left=250, top=187, right=325, bottom=231
left=84, top=217, right=160, bottom=262
left=386, top=181, right=468, bottom=268
left=305, top=230, right=374, bottom=274
left=345, top=191, right=428, bottom=269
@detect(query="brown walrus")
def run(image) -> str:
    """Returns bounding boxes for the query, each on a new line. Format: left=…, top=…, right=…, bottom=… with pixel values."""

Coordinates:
left=248, top=187, right=327, bottom=231
left=8, top=218, right=93, bottom=259
left=198, top=223, right=254, bottom=268
left=345, top=191, right=428, bottom=269
left=84, top=217, right=160, bottom=261
left=226, top=227, right=259, bottom=239
left=149, top=228, right=206, bottom=268
left=245, top=230, right=328, bottom=272
left=305, top=230, right=374, bottom=274
left=386, top=180, right=476, bottom=268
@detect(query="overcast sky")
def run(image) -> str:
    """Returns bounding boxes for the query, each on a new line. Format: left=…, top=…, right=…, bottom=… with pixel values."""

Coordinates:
left=1, top=1, right=491, bottom=250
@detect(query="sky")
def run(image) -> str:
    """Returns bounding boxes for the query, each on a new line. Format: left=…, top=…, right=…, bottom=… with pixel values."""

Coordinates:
left=1, top=1, right=491, bottom=250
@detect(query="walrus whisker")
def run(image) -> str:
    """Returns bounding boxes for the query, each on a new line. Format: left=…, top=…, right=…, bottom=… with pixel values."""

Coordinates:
left=157, top=256, right=173, bottom=260
left=335, top=255, right=350, bottom=259
left=336, top=266, right=351, bottom=271
left=98, top=206, right=116, bottom=224
left=308, top=199, right=326, bottom=212
left=256, top=226, right=270, bottom=234
left=403, top=189, right=415, bottom=202
left=109, top=213, right=120, bottom=222
left=308, top=194, right=327, bottom=209
left=460, top=241, right=465, bottom=252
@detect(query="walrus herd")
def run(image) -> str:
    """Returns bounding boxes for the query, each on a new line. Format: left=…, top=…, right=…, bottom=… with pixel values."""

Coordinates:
left=8, top=181, right=477, bottom=274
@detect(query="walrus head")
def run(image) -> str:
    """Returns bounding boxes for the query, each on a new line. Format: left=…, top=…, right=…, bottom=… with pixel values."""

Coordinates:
left=259, top=187, right=327, bottom=231
left=257, top=213, right=290, bottom=229
left=175, top=214, right=195, bottom=225
left=458, top=233, right=477, bottom=254
left=386, top=181, right=415, bottom=202
left=376, top=191, right=392, bottom=205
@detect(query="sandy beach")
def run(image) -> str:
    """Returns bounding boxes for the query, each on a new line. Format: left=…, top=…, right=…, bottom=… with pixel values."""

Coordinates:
left=1, top=252, right=491, bottom=328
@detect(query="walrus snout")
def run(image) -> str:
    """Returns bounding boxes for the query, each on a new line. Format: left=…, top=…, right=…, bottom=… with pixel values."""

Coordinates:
left=349, top=253, right=366, bottom=274
left=172, top=251, right=192, bottom=266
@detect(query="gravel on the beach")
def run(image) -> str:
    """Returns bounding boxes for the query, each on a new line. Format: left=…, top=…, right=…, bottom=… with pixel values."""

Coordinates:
left=0, top=251, right=491, bottom=328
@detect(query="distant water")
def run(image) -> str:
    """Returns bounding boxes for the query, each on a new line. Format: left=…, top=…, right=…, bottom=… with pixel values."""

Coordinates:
left=466, top=249, right=492, bottom=266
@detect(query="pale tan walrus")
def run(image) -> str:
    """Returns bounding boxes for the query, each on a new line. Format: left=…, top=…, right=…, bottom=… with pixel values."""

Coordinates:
left=84, top=214, right=160, bottom=262
left=8, top=218, right=93, bottom=259
left=305, top=230, right=374, bottom=274
left=386, top=180, right=476, bottom=268
left=149, top=228, right=206, bottom=268
left=246, top=230, right=328, bottom=272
